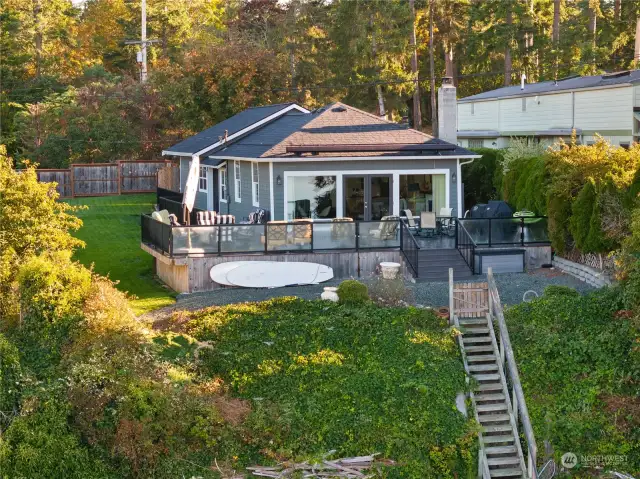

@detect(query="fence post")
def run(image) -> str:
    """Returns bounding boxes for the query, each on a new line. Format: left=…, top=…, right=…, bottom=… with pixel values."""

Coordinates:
left=520, top=217, right=525, bottom=246
left=70, top=166, right=75, bottom=198
left=310, top=222, right=314, bottom=252
left=355, top=221, right=360, bottom=251
left=117, top=160, right=122, bottom=195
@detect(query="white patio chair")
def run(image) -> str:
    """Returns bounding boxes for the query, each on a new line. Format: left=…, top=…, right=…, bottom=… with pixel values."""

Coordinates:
left=438, top=207, right=455, bottom=235
left=420, top=211, right=437, bottom=237
left=403, top=209, right=419, bottom=232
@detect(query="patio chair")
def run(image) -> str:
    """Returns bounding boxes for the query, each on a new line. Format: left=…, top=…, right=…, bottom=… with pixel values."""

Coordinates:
left=370, top=215, right=400, bottom=241
left=419, top=211, right=437, bottom=237
left=151, top=209, right=171, bottom=225
left=263, top=220, right=289, bottom=249
left=438, top=207, right=455, bottom=236
left=293, top=219, right=312, bottom=246
left=402, top=209, right=419, bottom=232
left=331, top=217, right=354, bottom=241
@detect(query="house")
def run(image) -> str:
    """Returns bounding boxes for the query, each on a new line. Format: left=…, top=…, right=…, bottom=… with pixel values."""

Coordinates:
left=457, top=69, right=640, bottom=149
left=144, top=82, right=552, bottom=294
left=162, top=97, right=478, bottom=223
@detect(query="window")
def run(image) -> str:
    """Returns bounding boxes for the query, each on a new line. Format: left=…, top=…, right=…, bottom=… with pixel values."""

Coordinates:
left=287, top=176, right=336, bottom=220
left=233, top=161, right=241, bottom=202
left=521, top=97, right=527, bottom=112
left=399, top=174, right=446, bottom=216
left=219, top=167, right=227, bottom=202
left=198, top=166, right=207, bottom=192
left=468, top=138, right=483, bottom=148
left=251, top=162, right=259, bottom=207
left=470, top=103, right=475, bottom=115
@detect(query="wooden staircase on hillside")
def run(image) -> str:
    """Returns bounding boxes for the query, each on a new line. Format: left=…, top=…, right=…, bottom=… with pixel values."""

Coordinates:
left=449, top=269, right=539, bottom=479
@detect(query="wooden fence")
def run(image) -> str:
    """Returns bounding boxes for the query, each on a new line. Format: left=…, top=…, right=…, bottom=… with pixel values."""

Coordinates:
left=34, top=160, right=173, bottom=198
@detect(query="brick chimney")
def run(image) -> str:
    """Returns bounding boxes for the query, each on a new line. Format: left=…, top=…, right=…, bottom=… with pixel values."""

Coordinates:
left=438, top=76, right=457, bottom=144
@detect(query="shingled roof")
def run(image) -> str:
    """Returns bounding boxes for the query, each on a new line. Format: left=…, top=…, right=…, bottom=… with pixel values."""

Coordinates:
left=460, top=69, right=640, bottom=102
left=164, top=103, right=304, bottom=155
left=203, top=102, right=475, bottom=159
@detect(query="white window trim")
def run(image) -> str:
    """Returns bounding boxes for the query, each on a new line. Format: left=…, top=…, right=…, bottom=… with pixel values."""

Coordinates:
left=251, top=161, right=260, bottom=207
left=219, top=167, right=227, bottom=203
left=282, top=169, right=451, bottom=220
left=198, top=166, right=207, bottom=192
left=233, top=160, right=241, bottom=203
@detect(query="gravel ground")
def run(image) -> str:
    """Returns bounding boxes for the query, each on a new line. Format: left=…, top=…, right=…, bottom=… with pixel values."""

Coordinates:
left=143, top=268, right=593, bottom=323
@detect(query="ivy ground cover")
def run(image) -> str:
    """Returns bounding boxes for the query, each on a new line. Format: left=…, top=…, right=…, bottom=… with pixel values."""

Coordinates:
left=174, top=297, right=477, bottom=478
left=506, top=287, right=639, bottom=474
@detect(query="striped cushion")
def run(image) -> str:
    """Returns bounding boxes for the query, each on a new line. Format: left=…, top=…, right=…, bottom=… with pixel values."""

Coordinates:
left=213, top=214, right=235, bottom=225
left=196, top=211, right=217, bottom=225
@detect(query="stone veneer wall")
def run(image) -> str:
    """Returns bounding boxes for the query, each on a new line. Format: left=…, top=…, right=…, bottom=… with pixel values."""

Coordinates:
left=552, top=256, right=613, bottom=288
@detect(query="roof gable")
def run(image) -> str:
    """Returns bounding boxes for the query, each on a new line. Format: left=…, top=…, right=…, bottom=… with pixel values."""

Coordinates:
left=261, top=102, right=435, bottom=157
left=163, top=103, right=306, bottom=155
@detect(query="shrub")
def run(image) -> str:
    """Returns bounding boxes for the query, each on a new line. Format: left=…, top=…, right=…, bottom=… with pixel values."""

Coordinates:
left=543, top=285, right=579, bottom=297
left=368, top=276, right=414, bottom=306
left=463, top=148, right=504, bottom=210
left=570, top=181, right=597, bottom=251
left=0, top=333, right=22, bottom=422
left=336, top=279, right=369, bottom=305
left=0, top=399, right=113, bottom=479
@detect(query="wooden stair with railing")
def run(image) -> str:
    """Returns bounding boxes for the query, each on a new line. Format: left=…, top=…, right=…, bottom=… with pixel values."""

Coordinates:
left=449, top=269, right=539, bottom=479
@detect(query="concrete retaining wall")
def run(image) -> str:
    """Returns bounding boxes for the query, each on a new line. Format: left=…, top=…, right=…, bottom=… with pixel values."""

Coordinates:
left=552, top=256, right=613, bottom=288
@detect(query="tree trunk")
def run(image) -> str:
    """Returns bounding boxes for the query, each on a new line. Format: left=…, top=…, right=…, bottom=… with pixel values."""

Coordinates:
left=409, top=0, right=422, bottom=129
left=33, top=0, right=43, bottom=78
left=588, top=0, right=597, bottom=72
left=504, top=3, right=512, bottom=86
left=614, top=0, right=621, bottom=21
left=552, top=0, right=560, bottom=44
left=370, top=14, right=385, bottom=118
left=429, top=0, right=437, bottom=136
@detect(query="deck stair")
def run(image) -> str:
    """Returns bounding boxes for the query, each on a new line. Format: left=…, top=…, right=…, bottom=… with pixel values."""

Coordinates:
left=417, top=248, right=473, bottom=282
left=449, top=269, right=540, bottom=479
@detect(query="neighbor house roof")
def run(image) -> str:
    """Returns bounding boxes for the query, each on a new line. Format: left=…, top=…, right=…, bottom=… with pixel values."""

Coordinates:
left=459, top=69, right=640, bottom=103
left=203, top=102, right=476, bottom=159
left=163, top=103, right=306, bottom=155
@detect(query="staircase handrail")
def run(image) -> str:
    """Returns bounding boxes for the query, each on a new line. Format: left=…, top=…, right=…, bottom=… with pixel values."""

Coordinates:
left=487, top=268, right=538, bottom=479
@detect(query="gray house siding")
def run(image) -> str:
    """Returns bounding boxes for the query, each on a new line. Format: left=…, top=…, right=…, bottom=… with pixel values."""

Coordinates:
left=271, top=158, right=459, bottom=221
left=178, top=157, right=209, bottom=211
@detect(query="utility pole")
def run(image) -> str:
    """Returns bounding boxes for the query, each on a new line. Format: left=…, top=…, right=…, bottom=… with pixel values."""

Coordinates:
left=125, top=0, right=158, bottom=83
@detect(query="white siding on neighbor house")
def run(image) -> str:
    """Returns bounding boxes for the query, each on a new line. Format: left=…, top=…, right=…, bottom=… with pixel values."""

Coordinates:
left=574, top=86, right=633, bottom=131
left=498, top=92, right=573, bottom=132
left=457, top=101, right=498, bottom=130
left=634, top=85, right=640, bottom=107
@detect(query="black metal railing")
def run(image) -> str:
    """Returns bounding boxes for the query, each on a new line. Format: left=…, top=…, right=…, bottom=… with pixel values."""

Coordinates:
left=157, top=186, right=181, bottom=203
left=141, top=214, right=172, bottom=255
left=456, top=220, right=476, bottom=272
left=141, top=215, right=402, bottom=256
left=457, top=216, right=550, bottom=247
left=157, top=197, right=204, bottom=225
left=400, top=221, right=420, bottom=277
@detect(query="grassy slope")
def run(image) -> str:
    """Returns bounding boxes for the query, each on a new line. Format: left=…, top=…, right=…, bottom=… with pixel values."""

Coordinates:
left=170, top=298, right=477, bottom=478
left=65, top=194, right=175, bottom=314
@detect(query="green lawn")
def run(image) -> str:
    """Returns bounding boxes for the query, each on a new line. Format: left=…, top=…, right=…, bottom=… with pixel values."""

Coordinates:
left=164, top=298, right=477, bottom=478
left=65, top=194, right=176, bottom=314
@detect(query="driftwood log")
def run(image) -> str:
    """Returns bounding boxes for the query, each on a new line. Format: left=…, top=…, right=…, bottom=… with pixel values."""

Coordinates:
left=247, top=454, right=393, bottom=478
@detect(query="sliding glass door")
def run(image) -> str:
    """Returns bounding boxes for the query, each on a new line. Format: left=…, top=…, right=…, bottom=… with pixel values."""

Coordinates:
left=343, top=175, right=391, bottom=221
left=398, top=174, right=447, bottom=217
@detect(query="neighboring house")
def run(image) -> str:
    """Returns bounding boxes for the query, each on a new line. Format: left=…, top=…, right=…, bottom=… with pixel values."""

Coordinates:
left=457, top=69, right=640, bottom=149
left=162, top=101, right=479, bottom=221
